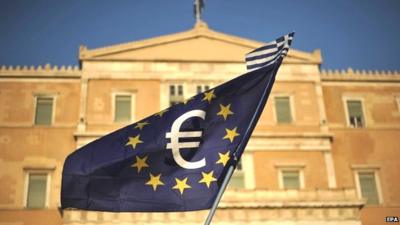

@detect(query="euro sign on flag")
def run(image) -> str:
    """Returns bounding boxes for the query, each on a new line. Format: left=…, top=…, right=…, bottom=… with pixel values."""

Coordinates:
left=61, top=32, right=294, bottom=212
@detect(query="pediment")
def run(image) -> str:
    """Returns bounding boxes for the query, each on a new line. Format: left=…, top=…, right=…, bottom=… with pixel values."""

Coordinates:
left=80, top=22, right=321, bottom=64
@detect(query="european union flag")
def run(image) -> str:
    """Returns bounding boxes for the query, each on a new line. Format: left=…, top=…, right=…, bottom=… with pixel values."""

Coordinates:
left=61, top=33, right=294, bottom=212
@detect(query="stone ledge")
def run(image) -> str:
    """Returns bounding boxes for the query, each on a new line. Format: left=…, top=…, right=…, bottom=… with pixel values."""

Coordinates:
left=321, top=68, right=400, bottom=82
left=0, top=64, right=81, bottom=78
left=220, top=189, right=362, bottom=207
left=61, top=189, right=364, bottom=224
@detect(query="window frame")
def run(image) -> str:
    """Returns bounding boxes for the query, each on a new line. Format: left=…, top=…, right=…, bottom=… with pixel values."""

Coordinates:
left=277, top=165, right=305, bottom=190
left=353, top=166, right=383, bottom=205
left=196, top=84, right=211, bottom=94
left=23, top=170, right=51, bottom=209
left=229, top=168, right=245, bottom=189
left=112, top=92, right=136, bottom=123
left=33, top=94, right=56, bottom=126
left=241, top=152, right=255, bottom=189
left=168, top=84, right=185, bottom=106
left=227, top=153, right=256, bottom=190
left=343, top=96, right=366, bottom=128
left=273, top=94, right=295, bottom=124
left=160, top=82, right=216, bottom=109
left=227, top=157, right=244, bottom=189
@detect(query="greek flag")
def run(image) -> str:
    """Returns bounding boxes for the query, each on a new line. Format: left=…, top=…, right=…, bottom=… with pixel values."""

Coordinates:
left=246, top=32, right=294, bottom=70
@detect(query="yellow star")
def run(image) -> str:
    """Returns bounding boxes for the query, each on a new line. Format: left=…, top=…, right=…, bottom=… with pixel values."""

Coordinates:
left=217, top=104, right=234, bottom=120
left=125, top=135, right=143, bottom=149
left=199, top=171, right=217, bottom=188
left=223, top=127, right=240, bottom=143
left=216, top=151, right=230, bottom=167
left=202, top=90, right=216, bottom=103
left=172, top=177, right=191, bottom=195
left=155, top=109, right=168, bottom=117
left=131, top=155, right=149, bottom=173
left=145, top=173, right=164, bottom=191
left=134, top=121, right=149, bottom=130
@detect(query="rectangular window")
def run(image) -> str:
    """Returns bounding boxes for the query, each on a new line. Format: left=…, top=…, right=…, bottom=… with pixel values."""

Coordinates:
left=236, top=158, right=243, bottom=171
left=229, top=173, right=244, bottom=188
left=170, top=85, right=176, bottom=96
left=178, top=85, right=183, bottom=96
left=196, top=85, right=210, bottom=94
left=169, top=84, right=184, bottom=106
left=34, top=97, right=54, bottom=125
left=282, top=170, right=300, bottom=189
left=275, top=96, right=292, bottom=123
left=115, top=95, right=132, bottom=122
left=26, top=174, right=48, bottom=209
left=358, top=172, right=380, bottom=205
left=347, top=100, right=365, bottom=128
left=228, top=159, right=244, bottom=188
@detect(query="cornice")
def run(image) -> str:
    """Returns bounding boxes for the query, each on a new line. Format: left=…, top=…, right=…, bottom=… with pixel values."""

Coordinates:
left=0, top=63, right=81, bottom=79
left=79, top=21, right=321, bottom=64
left=219, top=188, right=364, bottom=209
left=321, top=68, right=400, bottom=82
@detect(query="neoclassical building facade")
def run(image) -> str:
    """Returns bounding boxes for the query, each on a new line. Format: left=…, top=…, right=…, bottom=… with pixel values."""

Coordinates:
left=0, top=22, right=399, bottom=225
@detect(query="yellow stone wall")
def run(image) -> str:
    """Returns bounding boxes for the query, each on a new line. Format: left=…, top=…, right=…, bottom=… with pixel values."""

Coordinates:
left=321, top=71, right=400, bottom=225
left=0, top=75, right=80, bottom=225
left=85, top=79, right=161, bottom=132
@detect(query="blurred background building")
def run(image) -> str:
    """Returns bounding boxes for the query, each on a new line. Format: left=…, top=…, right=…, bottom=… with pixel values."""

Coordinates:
left=0, top=21, right=399, bottom=225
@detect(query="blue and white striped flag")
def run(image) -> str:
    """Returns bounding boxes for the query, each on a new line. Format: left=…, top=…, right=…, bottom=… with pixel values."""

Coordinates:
left=246, top=32, right=294, bottom=70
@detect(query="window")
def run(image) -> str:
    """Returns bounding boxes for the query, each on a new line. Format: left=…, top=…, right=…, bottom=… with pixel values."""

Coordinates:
left=281, top=170, right=300, bottom=189
left=346, top=100, right=365, bottom=128
left=236, top=159, right=243, bottom=171
left=169, top=84, right=184, bottom=106
left=357, top=171, right=380, bottom=205
left=26, top=173, right=48, bottom=209
left=396, top=96, right=400, bottom=112
left=34, top=96, right=54, bottom=125
left=229, top=159, right=244, bottom=188
left=114, top=94, right=132, bottom=122
left=196, top=85, right=210, bottom=94
left=275, top=96, right=292, bottom=123
left=277, top=166, right=305, bottom=190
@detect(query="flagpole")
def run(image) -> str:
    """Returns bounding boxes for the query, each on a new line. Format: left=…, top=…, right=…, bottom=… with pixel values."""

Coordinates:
left=195, top=0, right=201, bottom=22
left=204, top=165, right=235, bottom=225
left=203, top=62, right=282, bottom=225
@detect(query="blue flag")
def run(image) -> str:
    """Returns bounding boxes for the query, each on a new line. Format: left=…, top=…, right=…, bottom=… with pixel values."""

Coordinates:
left=61, top=33, right=294, bottom=212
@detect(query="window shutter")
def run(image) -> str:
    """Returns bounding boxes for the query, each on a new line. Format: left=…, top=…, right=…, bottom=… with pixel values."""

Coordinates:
left=35, top=97, right=53, bottom=125
left=27, top=174, right=47, bottom=209
left=359, top=172, right=379, bottom=205
left=282, top=171, right=300, bottom=189
left=275, top=96, right=292, bottom=123
left=178, top=85, right=183, bottom=96
left=115, top=95, right=131, bottom=122
left=169, top=85, right=175, bottom=95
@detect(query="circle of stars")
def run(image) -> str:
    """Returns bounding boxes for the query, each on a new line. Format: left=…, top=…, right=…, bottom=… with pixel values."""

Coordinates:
left=123, top=91, right=243, bottom=196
